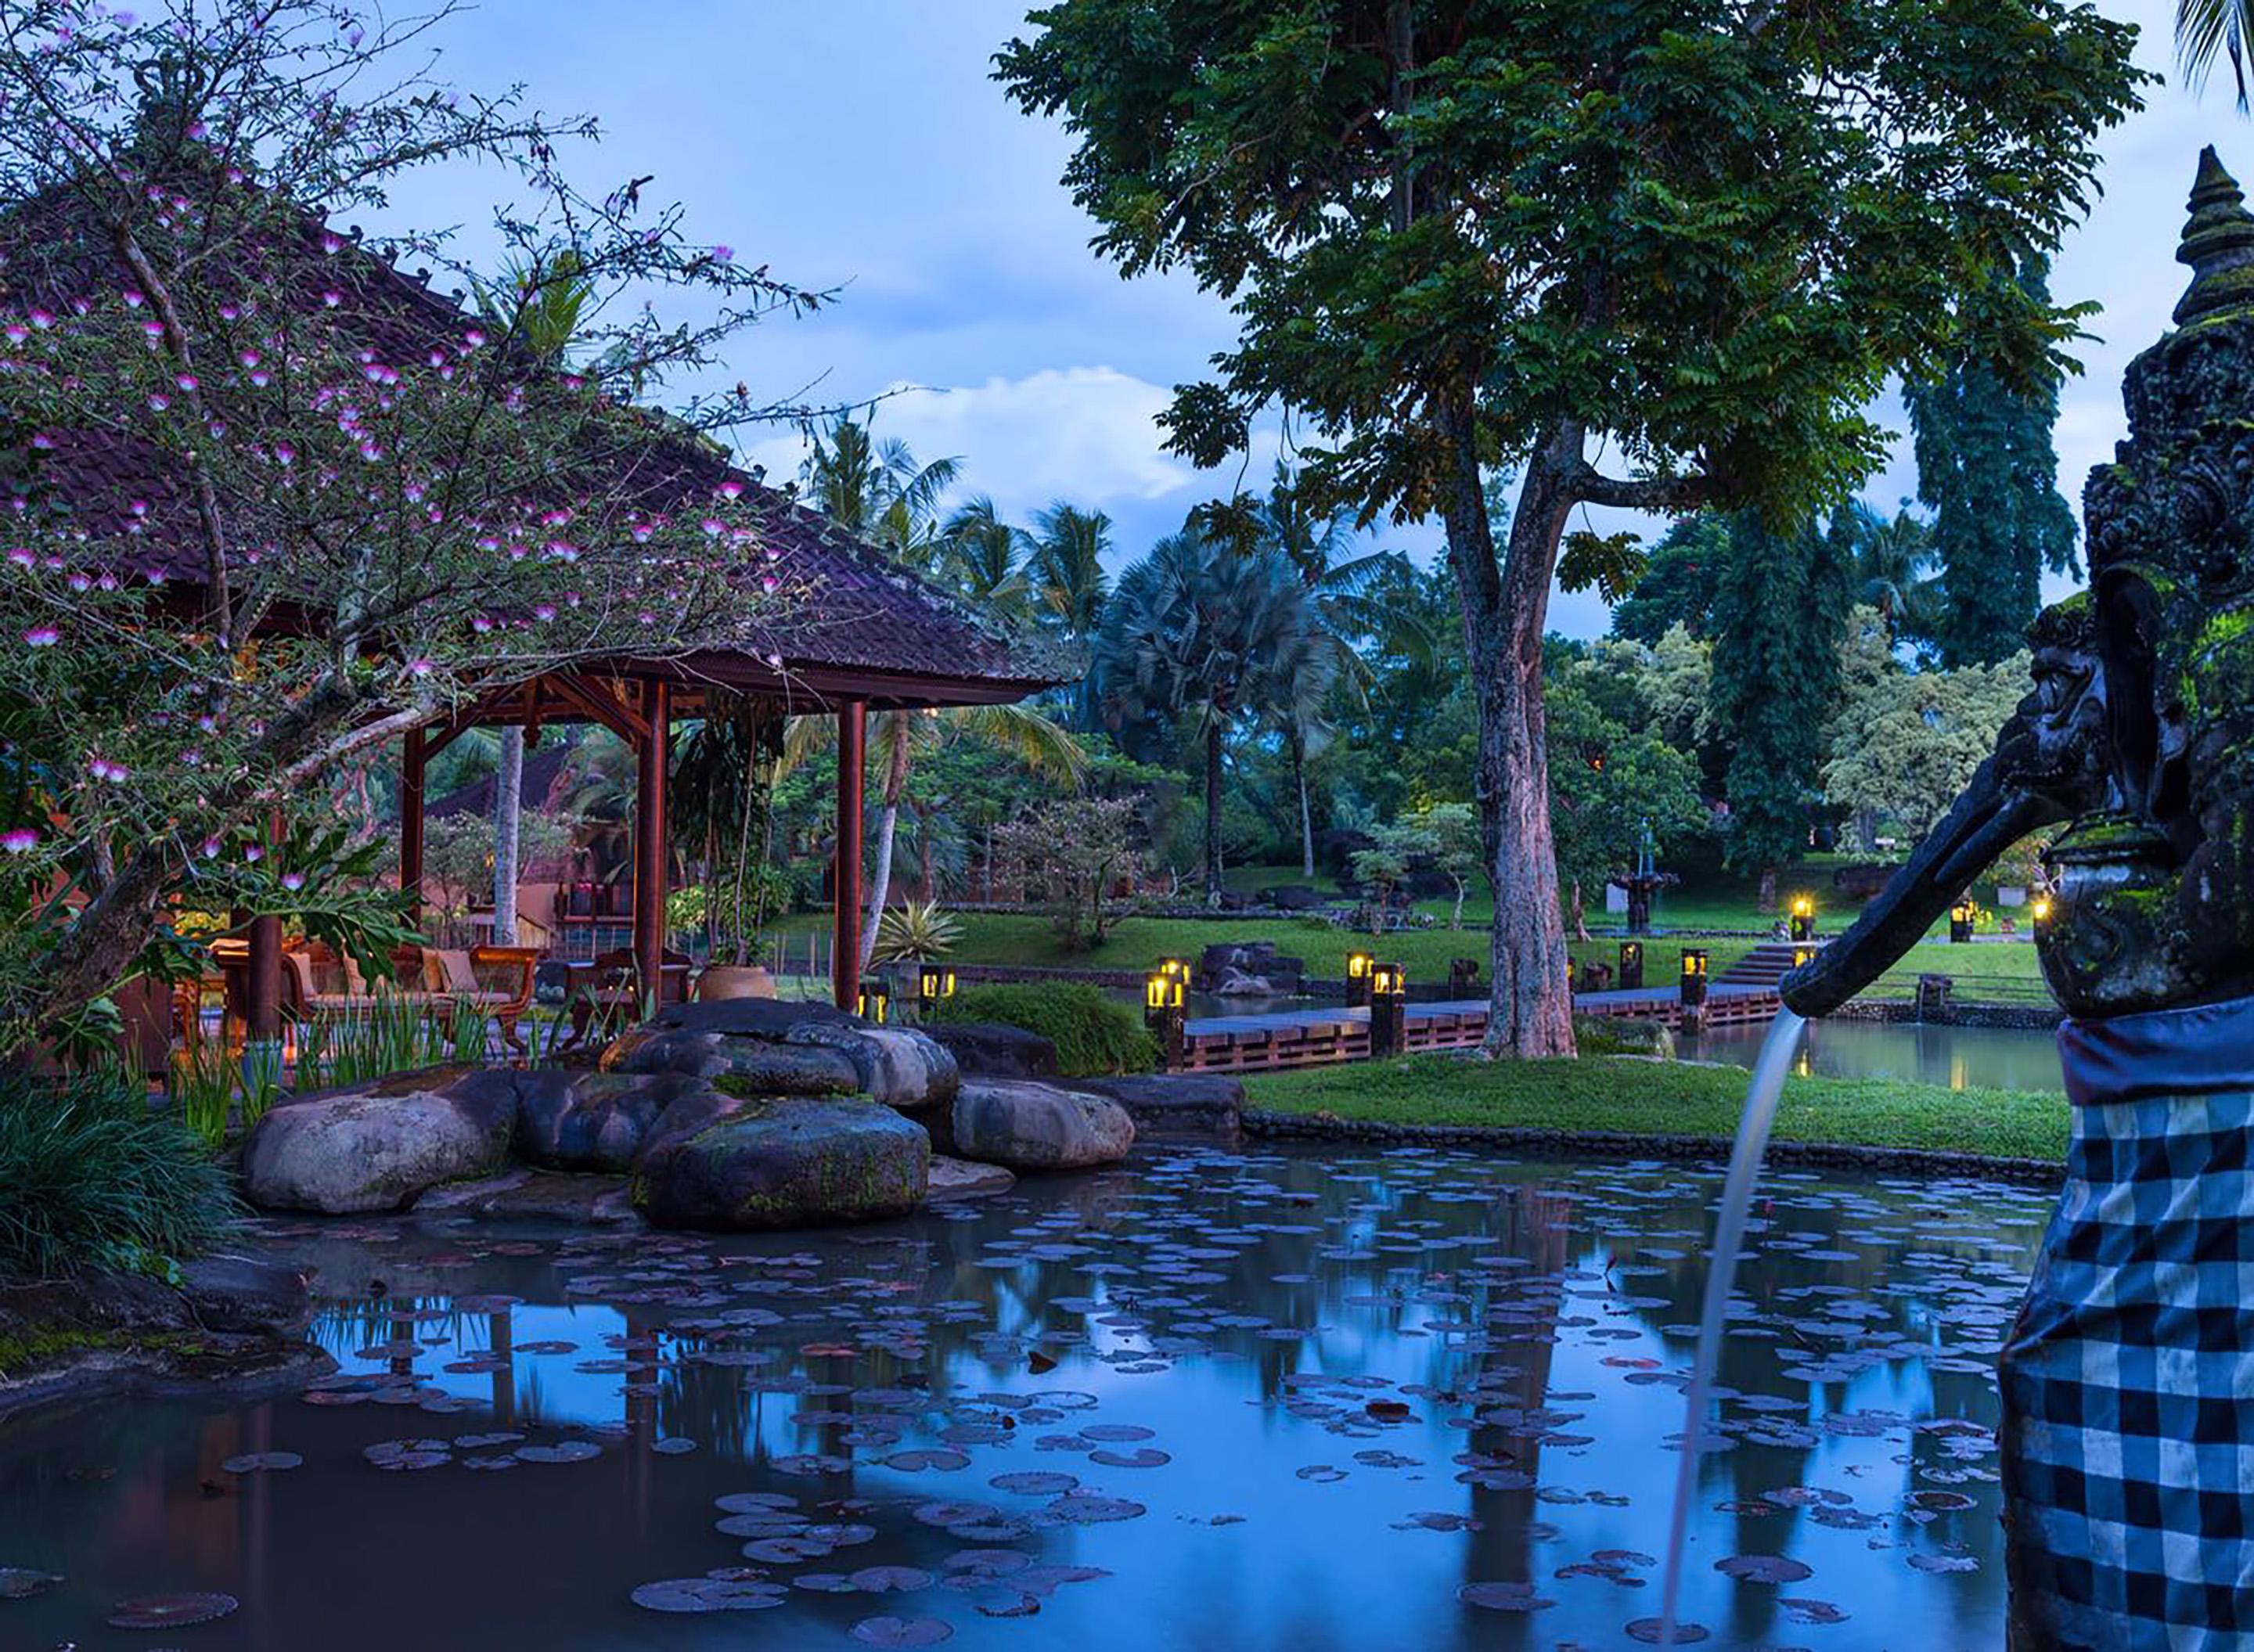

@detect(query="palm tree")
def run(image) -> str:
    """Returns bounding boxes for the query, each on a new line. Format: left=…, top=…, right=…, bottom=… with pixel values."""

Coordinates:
left=802, top=415, right=962, bottom=570
left=474, top=247, right=596, bottom=941
left=1027, top=501, right=1112, bottom=640
left=2180, top=1, right=2254, bottom=106
left=1257, top=463, right=1431, bottom=686
left=1837, top=499, right=1941, bottom=649
left=1091, top=531, right=1332, bottom=904
left=784, top=703, right=1086, bottom=971
left=940, top=496, right=1035, bottom=622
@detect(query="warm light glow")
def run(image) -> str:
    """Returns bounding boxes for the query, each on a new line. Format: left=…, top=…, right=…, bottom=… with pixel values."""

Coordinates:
left=1793, top=947, right=1817, bottom=969
left=1347, top=952, right=1374, bottom=980
left=857, top=979, right=890, bottom=1024
left=919, top=964, right=956, bottom=1001
left=1791, top=894, right=1813, bottom=919
left=1146, top=972, right=1168, bottom=1011
left=2032, top=896, right=2054, bottom=924
left=1371, top=962, right=1406, bottom=996
left=1681, top=950, right=1708, bottom=979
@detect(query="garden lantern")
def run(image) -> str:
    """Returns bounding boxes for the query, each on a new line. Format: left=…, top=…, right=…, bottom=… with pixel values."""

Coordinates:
left=1347, top=949, right=1375, bottom=1007
left=1618, top=940, right=1644, bottom=992
left=1679, top=950, right=1709, bottom=1031
left=917, top=963, right=956, bottom=1012
left=1792, top=946, right=1818, bottom=971
left=1370, top=961, right=1408, bottom=1056
left=856, top=977, right=890, bottom=1024
left=1950, top=898, right=1976, bottom=944
left=2031, top=894, right=2054, bottom=935
left=1145, top=966, right=1186, bottom=1068
left=1790, top=894, right=1815, bottom=943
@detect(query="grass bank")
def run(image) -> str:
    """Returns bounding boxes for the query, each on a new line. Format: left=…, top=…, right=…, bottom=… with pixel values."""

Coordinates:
left=1240, top=1053, right=2069, bottom=1164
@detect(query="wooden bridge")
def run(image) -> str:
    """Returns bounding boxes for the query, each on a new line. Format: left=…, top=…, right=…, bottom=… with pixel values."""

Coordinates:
left=1173, top=941, right=1806, bottom=1074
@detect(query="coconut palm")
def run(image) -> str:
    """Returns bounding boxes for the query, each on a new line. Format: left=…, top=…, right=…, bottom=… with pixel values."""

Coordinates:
left=1027, top=501, right=1112, bottom=640
left=1255, top=462, right=1432, bottom=701
left=940, top=496, right=1035, bottom=622
left=2181, top=0, right=2254, bottom=106
left=783, top=703, right=1086, bottom=971
left=802, top=415, right=962, bottom=570
left=1091, top=531, right=1333, bottom=903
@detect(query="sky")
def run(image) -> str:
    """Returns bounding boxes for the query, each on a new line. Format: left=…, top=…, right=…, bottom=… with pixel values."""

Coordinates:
left=386, top=0, right=2227, bottom=639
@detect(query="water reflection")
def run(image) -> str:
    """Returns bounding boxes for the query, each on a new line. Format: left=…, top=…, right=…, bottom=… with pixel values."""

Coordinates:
left=0, top=1147, right=2049, bottom=1650
left=1685, top=1019, right=2064, bottom=1092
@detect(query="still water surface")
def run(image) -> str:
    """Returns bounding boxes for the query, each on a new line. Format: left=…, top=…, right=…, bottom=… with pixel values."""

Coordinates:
left=1683, top=1020, right=2065, bottom=1093
left=0, top=1145, right=2050, bottom=1649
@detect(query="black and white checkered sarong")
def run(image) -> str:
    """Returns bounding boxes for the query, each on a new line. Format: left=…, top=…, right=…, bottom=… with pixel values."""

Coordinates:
left=2001, top=995, right=2254, bottom=1648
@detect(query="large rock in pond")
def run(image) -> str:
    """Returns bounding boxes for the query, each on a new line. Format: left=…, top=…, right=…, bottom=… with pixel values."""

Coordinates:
left=952, top=1079, right=1136, bottom=1172
left=923, top=1021, right=1058, bottom=1081
left=632, top=1095, right=929, bottom=1231
left=600, top=997, right=957, bottom=1112
left=1076, top=1074, right=1244, bottom=1146
left=513, top=1069, right=703, bottom=1173
left=240, top=1067, right=514, bottom=1214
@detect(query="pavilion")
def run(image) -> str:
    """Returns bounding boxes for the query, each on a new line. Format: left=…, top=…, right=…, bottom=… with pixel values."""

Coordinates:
left=5, top=175, right=1073, bottom=1046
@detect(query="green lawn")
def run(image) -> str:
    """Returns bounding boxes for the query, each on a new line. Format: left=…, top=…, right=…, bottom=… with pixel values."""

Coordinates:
left=1241, top=1053, right=2069, bottom=1163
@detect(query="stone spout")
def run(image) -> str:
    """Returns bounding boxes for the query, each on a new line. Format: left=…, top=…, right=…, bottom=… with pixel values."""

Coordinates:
left=1780, top=756, right=2069, bottom=1018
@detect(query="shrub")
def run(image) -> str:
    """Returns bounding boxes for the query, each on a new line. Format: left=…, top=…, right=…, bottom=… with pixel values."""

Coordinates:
left=0, top=1069, right=239, bottom=1279
left=928, top=983, right=1157, bottom=1077
left=1574, top=1015, right=1676, bottom=1060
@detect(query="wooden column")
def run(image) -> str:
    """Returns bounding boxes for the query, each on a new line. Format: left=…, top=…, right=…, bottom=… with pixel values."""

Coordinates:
left=400, top=727, right=426, bottom=927
left=247, top=912, right=282, bottom=1043
left=834, top=699, right=866, bottom=1010
left=633, top=680, right=672, bottom=1010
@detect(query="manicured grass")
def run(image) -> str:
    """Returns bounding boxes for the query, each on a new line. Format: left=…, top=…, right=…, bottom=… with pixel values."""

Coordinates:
left=1240, top=1053, right=2069, bottom=1163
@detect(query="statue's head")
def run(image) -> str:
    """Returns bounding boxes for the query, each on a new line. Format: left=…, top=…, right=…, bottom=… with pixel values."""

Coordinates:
left=1786, top=149, right=2254, bottom=1020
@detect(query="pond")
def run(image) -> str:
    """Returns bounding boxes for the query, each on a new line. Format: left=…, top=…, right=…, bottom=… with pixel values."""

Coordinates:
left=0, top=1144, right=2048, bottom=1649
left=1683, top=1020, right=2066, bottom=1094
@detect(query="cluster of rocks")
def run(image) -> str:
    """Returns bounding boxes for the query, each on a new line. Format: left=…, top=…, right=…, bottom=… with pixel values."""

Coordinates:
left=237, top=999, right=1244, bottom=1233
left=1198, top=940, right=1305, bottom=998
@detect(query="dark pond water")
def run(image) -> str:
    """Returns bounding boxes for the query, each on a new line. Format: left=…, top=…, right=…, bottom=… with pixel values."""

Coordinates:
left=1683, top=1020, right=2065, bottom=1094
left=0, top=1146, right=2050, bottom=1649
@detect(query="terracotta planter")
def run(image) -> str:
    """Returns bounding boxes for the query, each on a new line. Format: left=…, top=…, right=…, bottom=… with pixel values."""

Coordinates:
left=697, top=964, right=776, bottom=1002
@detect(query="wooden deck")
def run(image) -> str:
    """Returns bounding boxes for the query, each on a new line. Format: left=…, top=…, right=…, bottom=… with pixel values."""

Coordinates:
left=1176, top=983, right=1782, bottom=1074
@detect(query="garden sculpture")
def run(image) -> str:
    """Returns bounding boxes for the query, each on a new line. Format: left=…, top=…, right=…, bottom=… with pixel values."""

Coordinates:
left=1784, top=148, right=2254, bottom=1647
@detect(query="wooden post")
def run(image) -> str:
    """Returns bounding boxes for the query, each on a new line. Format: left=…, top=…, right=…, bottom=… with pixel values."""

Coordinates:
left=401, top=726, right=426, bottom=927
left=633, top=681, right=671, bottom=1011
left=834, top=699, right=866, bottom=1010
left=247, top=807, right=283, bottom=1044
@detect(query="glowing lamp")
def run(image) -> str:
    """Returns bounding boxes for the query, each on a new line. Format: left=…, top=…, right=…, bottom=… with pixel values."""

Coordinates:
left=1618, top=940, right=1644, bottom=991
left=1789, top=894, right=1815, bottom=943
left=917, top=963, right=956, bottom=1004
left=1371, top=961, right=1406, bottom=998
left=1949, top=898, right=1976, bottom=945
left=856, top=977, right=890, bottom=1024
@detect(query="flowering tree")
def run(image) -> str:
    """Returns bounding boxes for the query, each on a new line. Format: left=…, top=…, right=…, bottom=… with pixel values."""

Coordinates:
left=0, top=2, right=823, bottom=1049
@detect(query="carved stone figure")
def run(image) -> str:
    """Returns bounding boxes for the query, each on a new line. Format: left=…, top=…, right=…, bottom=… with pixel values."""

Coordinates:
left=1783, top=149, right=2254, bottom=1649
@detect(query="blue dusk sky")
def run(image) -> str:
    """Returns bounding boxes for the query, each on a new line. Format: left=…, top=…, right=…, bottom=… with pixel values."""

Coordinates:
left=388, top=0, right=2223, bottom=638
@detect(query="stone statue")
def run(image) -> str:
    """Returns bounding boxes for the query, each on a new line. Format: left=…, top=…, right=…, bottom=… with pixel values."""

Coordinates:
left=1783, top=148, right=2254, bottom=1647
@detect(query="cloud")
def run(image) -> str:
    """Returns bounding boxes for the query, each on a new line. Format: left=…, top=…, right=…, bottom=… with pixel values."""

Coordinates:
left=744, top=367, right=1197, bottom=524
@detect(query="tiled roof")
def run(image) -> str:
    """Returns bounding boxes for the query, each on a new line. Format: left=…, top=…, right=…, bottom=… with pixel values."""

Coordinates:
left=0, top=172, right=1074, bottom=701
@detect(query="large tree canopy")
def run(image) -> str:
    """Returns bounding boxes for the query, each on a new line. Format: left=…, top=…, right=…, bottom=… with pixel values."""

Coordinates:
left=1000, top=0, right=2144, bottom=1055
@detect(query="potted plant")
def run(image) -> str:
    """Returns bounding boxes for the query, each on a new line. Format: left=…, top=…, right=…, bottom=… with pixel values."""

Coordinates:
left=672, top=693, right=783, bottom=1001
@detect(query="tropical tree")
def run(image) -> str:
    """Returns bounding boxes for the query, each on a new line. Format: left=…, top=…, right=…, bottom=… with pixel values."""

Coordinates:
left=1090, top=531, right=1331, bottom=903
left=940, top=495, right=1035, bottom=622
left=1709, top=513, right=1854, bottom=907
left=2181, top=1, right=2254, bottom=106
left=1834, top=500, right=1943, bottom=654
left=1906, top=257, right=2080, bottom=667
left=1823, top=652, right=2034, bottom=844
left=802, top=414, right=962, bottom=569
left=786, top=704, right=1086, bottom=972
left=1026, top=500, right=1112, bottom=641
left=1001, top=0, right=2144, bottom=1057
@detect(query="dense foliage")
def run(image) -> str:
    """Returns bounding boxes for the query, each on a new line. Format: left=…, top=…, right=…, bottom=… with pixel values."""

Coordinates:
left=0, top=1068, right=238, bottom=1278
left=927, top=982, right=1157, bottom=1077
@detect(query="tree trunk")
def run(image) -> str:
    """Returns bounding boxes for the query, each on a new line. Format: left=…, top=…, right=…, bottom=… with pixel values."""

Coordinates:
left=857, top=718, right=913, bottom=970
left=1293, top=732, right=1316, bottom=880
left=1758, top=865, right=1779, bottom=913
left=1855, top=806, right=1879, bottom=855
left=1439, top=404, right=1578, bottom=1058
left=491, top=726, right=523, bottom=945
left=1570, top=880, right=1590, bottom=943
left=1204, top=721, right=1224, bottom=908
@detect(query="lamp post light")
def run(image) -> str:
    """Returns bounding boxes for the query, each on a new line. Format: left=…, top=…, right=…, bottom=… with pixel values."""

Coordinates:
left=1950, top=898, right=1976, bottom=945
left=856, top=976, right=891, bottom=1025
left=916, top=963, right=956, bottom=1019
left=1346, top=950, right=1375, bottom=1008
left=2031, top=894, right=2054, bottom=938
left=1792, top=945, right=1818, bottom=971
left=1790, top=894, right=1816, bottom=944
left=1618, top=940, right=1644, bottom=992
left=1145, top=966, right=1186, bottom=1069
left=1680, top=947, right=1709, bottom=1034
left=1370, top=961, right=1408, bottom=1056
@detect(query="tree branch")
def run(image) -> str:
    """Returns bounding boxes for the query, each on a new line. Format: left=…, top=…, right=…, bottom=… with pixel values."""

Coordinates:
left=1571, top=466, right=1714, bottom=513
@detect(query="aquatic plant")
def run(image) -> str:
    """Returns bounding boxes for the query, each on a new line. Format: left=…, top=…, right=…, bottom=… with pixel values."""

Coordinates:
left=0, top=1067, right=238, bottom=1278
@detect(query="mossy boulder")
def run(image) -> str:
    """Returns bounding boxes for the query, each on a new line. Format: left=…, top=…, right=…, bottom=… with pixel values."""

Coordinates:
left=514, top=1069, right=703, bottom=1173
left=952, top=1079, right=1136, bottom=1171
left=241, top=1076, right=514, bottom=1214
left=631, top=1095, right=929, bottom=1231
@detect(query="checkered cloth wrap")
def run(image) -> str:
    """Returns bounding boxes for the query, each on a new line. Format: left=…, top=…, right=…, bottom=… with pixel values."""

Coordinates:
left=2002, top=995, right=2254, bottom=1650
